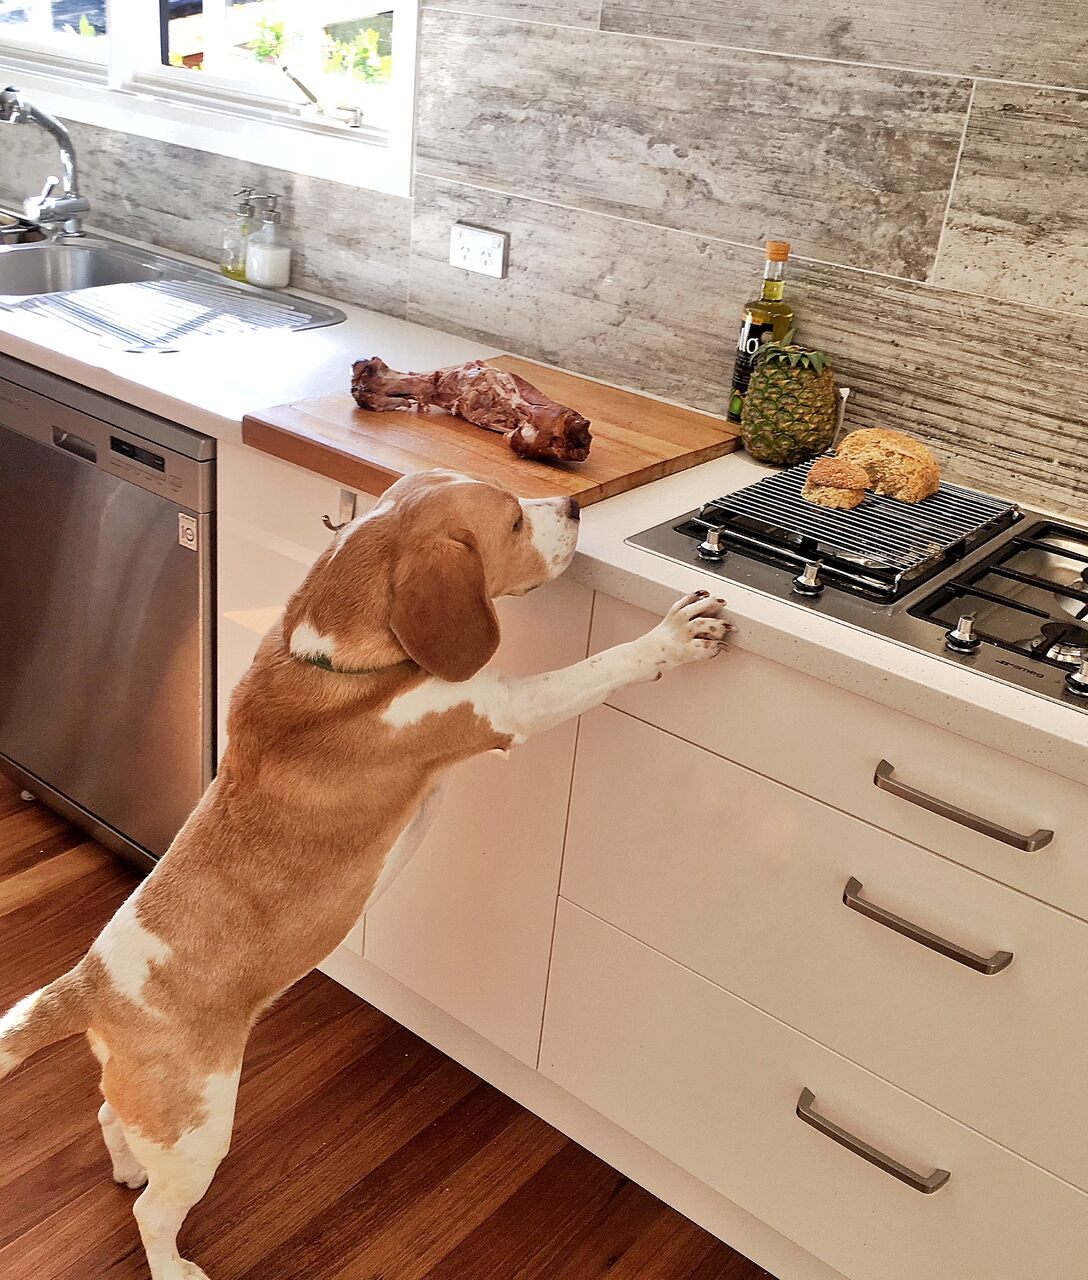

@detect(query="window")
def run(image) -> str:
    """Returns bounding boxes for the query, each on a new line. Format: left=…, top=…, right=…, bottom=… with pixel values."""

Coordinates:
left=164, top=4, right=393, bottom=128
left=0, top=0, right=107, bottom=77
left=0, top=0, right=417, bottom=193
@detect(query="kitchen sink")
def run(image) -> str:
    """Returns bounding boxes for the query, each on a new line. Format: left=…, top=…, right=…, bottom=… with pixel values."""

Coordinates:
left=0, top=232, right=346, bottom=351
left=0, top=241, right=164, bottom=301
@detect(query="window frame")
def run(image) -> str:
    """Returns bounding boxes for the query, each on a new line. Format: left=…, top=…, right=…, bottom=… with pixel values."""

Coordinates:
left=0, top=0, right=417, bottom=196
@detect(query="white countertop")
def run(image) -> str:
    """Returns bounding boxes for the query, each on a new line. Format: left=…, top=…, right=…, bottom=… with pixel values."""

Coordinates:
left=1, top=231, right=1085, bottom=784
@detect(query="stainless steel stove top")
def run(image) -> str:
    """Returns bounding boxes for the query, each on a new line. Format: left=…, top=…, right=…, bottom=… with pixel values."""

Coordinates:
left=627, top=459, right=1088, bottom=713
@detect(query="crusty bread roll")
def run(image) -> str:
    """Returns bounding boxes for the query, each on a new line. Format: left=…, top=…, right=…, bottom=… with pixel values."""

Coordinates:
left=836, top=428, right=940, bottom=503
left=802, top=457, right=869, bottom=510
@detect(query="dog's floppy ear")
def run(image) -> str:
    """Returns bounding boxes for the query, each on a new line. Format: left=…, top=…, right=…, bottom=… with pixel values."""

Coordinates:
left=390, top=531, right=500, bottom=682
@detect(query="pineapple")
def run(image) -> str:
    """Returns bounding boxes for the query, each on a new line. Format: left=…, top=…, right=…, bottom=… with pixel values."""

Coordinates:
left=739, top=334, right=839, bottom=468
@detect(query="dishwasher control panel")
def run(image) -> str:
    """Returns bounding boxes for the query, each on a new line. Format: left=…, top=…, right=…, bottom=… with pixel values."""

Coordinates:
left=0, top=369, right=213, bottom=513
left=111, top=434, right=166, bottom=473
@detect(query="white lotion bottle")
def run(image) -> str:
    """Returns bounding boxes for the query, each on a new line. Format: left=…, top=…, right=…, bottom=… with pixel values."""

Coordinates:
left=245, top=193, right=292, bottom=289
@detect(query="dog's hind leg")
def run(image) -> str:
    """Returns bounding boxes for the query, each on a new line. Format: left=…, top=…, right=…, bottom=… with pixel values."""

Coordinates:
left=98, top=1100, right=148, bottom=1189
left=114, top=1067, right=241, bottom=1280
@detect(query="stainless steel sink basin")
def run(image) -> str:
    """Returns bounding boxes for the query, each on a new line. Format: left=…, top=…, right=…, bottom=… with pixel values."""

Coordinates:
left=0, top=241, right=163, bottom=301
left=0, top=232, right=346, bottom=350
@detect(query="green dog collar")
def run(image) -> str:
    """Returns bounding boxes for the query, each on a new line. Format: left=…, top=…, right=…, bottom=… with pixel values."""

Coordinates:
left=298, top=653, right=412, bottom=677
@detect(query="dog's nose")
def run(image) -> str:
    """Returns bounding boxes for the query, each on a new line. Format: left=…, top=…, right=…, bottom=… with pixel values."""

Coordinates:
left=567, top=497, right=581, bottom=522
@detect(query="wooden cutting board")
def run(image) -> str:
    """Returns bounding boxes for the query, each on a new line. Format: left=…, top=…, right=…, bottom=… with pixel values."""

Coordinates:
left=242, top=355, right=739, bottom=506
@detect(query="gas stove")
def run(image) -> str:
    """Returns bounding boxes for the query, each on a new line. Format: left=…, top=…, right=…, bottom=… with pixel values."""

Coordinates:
left=628, top=459, right=1088, bottom=712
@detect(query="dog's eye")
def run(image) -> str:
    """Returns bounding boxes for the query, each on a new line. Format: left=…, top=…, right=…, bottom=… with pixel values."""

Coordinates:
left=512, top=514, right=524, bottom=532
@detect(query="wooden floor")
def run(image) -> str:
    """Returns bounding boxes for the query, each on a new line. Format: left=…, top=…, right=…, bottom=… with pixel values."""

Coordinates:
left=0, top=776, right=772, bottom=1279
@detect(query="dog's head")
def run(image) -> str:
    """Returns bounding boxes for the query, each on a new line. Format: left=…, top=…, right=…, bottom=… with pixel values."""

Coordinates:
left=282, top=471, right=581, bottom=683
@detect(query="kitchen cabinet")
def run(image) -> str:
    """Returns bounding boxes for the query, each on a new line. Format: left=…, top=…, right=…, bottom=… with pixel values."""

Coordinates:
left=589, top=594, right=1088, bottom=923
left=361, top=574, right=592, bottom=1065
left=563, top=704, right=1088, bottom=1191
left=216, top=439, right=358, bottom=750
left=219, top=442, right=1088, bottom=1280
left=540, top=901, right=1088, bottom=1280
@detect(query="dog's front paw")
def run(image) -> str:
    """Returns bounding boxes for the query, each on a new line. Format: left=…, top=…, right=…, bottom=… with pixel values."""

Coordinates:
left=646, top=591, right=731, bottom=671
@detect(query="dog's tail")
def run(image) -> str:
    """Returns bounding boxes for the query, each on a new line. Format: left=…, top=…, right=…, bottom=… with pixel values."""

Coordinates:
left=0, top=967, right=89, bottom=1080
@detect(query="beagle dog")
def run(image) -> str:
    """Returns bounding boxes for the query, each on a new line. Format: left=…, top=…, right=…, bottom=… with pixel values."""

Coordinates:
left=0, top=469, right=731, bottom=1280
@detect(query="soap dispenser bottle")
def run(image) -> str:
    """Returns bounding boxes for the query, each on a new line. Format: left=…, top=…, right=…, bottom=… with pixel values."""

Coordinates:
left=245, top=193, right=292, bottom=289
left=220, top=186, right=255, bottom=282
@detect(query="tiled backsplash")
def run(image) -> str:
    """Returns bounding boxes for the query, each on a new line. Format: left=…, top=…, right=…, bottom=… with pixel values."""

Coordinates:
left=0, top=2, right=1085, bottom=513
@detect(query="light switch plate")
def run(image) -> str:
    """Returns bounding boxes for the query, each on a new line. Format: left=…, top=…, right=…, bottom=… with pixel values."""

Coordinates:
left=449, top=222, right=509, bottom=279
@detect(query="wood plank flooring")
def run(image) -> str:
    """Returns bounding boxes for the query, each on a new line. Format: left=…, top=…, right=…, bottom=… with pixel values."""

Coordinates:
left=0, top=777, right=772, bottom=1279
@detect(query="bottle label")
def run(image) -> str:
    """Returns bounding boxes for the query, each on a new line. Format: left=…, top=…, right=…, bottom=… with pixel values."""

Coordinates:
left=728, top=316, right=775, bottom=422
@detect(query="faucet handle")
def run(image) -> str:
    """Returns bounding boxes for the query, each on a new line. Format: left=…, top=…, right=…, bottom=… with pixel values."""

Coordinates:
left=0, top=87, right=25, bottom=122
left=23, top=175, right=60, bottom=220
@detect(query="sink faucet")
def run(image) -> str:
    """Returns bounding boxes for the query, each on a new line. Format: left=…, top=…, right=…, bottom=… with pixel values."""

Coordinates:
left=0, top=87, right=89, bottom=236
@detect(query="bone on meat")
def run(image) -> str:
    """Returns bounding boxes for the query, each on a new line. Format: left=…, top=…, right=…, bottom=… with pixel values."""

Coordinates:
left=351, top=357, right=593, bottom=463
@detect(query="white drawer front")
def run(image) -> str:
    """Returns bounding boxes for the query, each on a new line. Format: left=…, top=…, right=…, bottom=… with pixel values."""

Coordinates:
left=564, top=707, right=1088, bottom=1188
left=591, top=594, right=1088, bottom=920
left=541, top=902, right=1088, bottom=1280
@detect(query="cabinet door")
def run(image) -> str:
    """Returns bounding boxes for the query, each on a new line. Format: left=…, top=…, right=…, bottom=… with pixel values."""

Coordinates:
left=217, top=440, right=368, bottom=747
left=362, top=575, right=593, bottom=1067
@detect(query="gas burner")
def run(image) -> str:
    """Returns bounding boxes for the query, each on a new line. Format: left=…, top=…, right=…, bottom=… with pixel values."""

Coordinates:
left=628, top=478, right=1088, bottom=713
left=1036, top=621, right=1088, bottom=666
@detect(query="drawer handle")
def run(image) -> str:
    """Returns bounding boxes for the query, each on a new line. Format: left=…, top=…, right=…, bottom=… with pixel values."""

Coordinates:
left=796, top=1088, right=951, bottom=1194
left=843, top=877, right=1013, bottom=975
left=873, top=760, right=1053, bottom=852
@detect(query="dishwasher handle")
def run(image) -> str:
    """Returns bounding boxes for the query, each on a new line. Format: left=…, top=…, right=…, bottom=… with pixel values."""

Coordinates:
left=52, top=425, right=96, bottom=462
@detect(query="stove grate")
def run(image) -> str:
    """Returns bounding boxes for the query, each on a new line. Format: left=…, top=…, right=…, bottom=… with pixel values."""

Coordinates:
left=697, top=459, right=1020, bottom=596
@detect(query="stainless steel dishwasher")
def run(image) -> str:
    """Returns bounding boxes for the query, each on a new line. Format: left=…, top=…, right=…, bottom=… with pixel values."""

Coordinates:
left=0, top=353, right=214, bottom=868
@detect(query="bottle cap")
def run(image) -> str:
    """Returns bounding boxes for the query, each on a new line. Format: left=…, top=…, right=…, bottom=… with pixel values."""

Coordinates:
left=765, top=240, right=790, bottom=262
left=234, top=186, right=255, bottom=214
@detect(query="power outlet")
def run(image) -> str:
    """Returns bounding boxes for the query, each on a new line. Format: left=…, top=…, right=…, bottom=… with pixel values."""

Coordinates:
left=449, top=223, right=509, bottom=279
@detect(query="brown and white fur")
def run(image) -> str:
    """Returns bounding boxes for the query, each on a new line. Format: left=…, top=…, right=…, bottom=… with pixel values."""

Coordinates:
left=0, top=469, right=730, bottom=1280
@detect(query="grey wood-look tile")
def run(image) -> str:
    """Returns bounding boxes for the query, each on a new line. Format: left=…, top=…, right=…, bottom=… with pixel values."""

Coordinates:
left=933, top=84, right=1088, bottom=314
left=0, top=121, right=412, bottom=317
left=421, top=0, right=599, bottom=26
left=603, top=0, right=1088, bottom=92
left=409, top=177, right=1088, bottom=513
left=415, top=10, right=971, bottom=280
left=408, top=176, right=751, bottom=412
left=791, top=260, right=1088, bottom=513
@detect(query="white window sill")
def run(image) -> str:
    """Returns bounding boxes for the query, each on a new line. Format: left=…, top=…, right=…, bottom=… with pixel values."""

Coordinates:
left=0, top=60, right=412, bottom=198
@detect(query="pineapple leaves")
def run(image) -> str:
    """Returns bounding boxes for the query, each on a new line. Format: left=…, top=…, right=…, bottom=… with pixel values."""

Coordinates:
left=754, top=335, right=833, bottom=376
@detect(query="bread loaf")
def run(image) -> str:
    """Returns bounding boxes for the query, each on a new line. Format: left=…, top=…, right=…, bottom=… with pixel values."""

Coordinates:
left=802, top=457, right=869, bottom=510
left=836, top=429, right=940, bottom=503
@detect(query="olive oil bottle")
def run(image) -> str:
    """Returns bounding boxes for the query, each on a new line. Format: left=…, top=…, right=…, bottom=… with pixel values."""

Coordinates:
left=727, top=240, right=794, bottom=423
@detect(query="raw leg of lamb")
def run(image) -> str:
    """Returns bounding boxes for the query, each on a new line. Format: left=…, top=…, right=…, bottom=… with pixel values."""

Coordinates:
left=351, top=357, right=593, bottom=463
